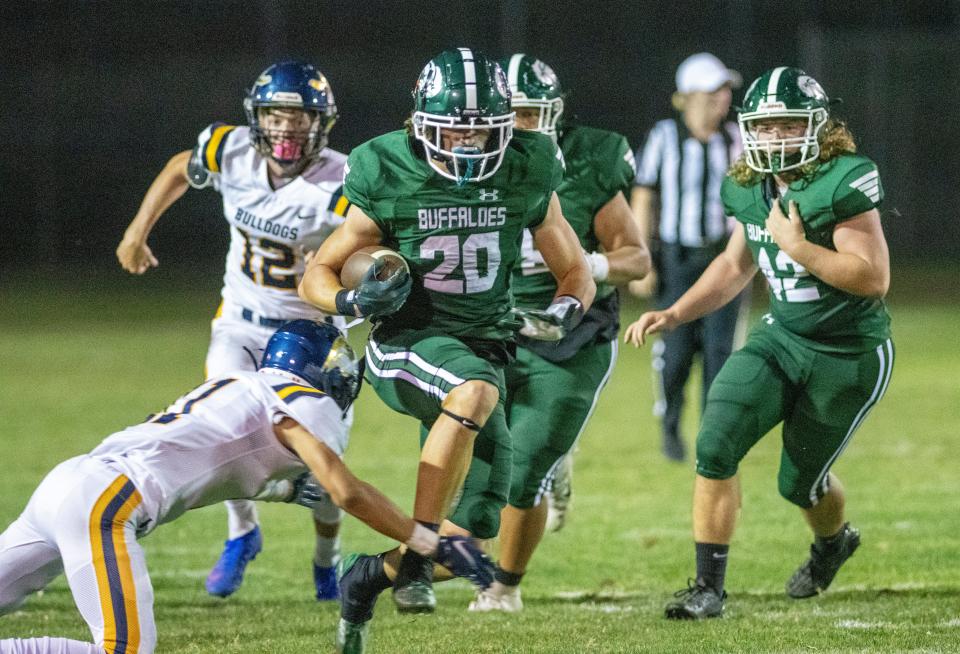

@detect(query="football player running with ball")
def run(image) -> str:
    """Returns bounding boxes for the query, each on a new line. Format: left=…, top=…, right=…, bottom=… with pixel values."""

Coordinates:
left=116, top=61, right=351, bottom=601
left=467, top=54, right=650, bottom=613
left=625, top=67, right=893, bottom=619
left=299, top=48, right=594, bottom=652
left=0, top=321, right=493, bottom=654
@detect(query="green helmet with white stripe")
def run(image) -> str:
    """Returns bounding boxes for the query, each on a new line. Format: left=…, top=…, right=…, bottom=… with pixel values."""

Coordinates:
left=501, top=53, right=564, bottom=141
left=738, top=66, right=830, bottom=173
left=412, top=48, right=514, bottom=184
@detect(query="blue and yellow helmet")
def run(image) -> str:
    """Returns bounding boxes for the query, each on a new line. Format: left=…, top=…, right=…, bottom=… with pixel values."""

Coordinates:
left=260, top=320, right=360, bottom=411
left=243, top=61, right=338, bottom=168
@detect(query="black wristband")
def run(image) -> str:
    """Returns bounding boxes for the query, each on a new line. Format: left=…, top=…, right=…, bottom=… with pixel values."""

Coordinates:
left=335, top=289, right=358, bottom=317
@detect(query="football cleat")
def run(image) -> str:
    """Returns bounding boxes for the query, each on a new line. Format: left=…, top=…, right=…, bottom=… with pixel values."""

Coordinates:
left=314, top=563, right=340, bottom=601
left=545, top=455, right=573, bottom=533
left=664, top=578, right=726, bottom=620
left=392, top=580, right=436, bottom=614
left=392, top=550, right=436, bottom=613
left=335, top=618, right=370, bottom=654
left=468, top=584, right=523, bottom=613
left=786, top=523, right=861, bottom=599
left=205, top=526, right=263, bottom=598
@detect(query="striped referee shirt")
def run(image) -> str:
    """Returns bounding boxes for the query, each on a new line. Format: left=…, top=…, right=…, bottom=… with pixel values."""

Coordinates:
left=635, top=119, right=742, bottom=248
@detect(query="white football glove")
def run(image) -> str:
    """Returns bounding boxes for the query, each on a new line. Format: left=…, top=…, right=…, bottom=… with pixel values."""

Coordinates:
left=515, top=296, right=584, bottom=342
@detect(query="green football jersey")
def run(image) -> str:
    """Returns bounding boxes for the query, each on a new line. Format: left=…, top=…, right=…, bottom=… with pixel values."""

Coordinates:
left=722, top=153, right=891, bottom=352
left=343, top=129, right=564, bottom=340
left=512, top=124, right=636, bottom=309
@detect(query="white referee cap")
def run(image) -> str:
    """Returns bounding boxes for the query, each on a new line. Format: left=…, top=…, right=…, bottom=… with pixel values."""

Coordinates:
left=676, top=53, right=742, bottom=93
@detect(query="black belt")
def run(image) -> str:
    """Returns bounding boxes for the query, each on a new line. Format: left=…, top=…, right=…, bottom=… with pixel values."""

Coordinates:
left=241, top=309, right=287, bottom=329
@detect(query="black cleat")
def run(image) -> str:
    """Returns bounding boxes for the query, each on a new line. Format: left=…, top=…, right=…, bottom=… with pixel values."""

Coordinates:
left=786, top=523, right=861, bottom=599
left=664, top=578, right=726, bottom=620
left=392, top=549, right=435, bottom=613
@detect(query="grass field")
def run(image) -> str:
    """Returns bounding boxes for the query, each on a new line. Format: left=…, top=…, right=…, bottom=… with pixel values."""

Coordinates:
left=1, top=269, right=958, bottom=653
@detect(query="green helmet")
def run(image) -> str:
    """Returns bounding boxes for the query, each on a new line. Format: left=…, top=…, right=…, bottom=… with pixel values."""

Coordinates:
left=738, top=67, right=830, bottom=173
left=500, top=53, right=565, bottom=140
left=412, top=48, right=514, bottom=184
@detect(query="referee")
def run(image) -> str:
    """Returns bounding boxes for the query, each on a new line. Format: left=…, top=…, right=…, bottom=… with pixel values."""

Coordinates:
left=631, top=53, right=748, bottom=462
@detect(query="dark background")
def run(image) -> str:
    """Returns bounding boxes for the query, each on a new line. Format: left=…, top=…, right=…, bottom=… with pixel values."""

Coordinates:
left=2, top=0, right=958, bottom=278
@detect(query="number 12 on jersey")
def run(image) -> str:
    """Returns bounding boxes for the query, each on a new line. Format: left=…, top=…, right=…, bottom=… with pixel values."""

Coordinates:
left=421, top=233, right=501, bottom=294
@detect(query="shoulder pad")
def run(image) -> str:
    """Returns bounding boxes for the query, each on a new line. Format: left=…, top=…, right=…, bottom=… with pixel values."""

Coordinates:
left=272, top=382, right=327, bottom=405
left=195, top=123, right=237, bottom=175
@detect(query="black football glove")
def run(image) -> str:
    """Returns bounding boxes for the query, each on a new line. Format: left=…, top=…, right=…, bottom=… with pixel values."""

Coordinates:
left=285, top=473, right=330, bottom=510
left=336, top=260, right=412, bottom=318
left=515, top=295, right=584, bottom=342
left=435, top=535, right=495, bottom=590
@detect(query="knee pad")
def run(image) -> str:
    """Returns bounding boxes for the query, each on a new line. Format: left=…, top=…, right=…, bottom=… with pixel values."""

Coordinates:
left=449, top=493, right=504, bottom=540
left=695, top=422, right=740, bottom=479
left=778, top=473, right=819, bottom=509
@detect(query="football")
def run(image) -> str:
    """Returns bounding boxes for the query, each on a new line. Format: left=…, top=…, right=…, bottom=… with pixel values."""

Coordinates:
left=339, top=245, right=409, bottom=290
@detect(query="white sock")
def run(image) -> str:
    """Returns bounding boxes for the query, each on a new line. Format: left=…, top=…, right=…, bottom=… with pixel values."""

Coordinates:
left=225, top=500, right=259, bottom=540
left=313, top=533, right=341, bottom=569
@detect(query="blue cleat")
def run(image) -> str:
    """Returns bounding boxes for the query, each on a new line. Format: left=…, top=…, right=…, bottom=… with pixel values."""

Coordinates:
left=314, top=562, right=340, bottom=601
left=205, top=526, right=263, bottom=598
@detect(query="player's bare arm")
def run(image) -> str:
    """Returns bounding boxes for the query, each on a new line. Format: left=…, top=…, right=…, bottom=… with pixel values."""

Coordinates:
left=116, top=149, right=192, bottom=274
left=593, top=190, right=651, bottom=284
left=274, top=415, right=494, bottom=589
left=766, top=201, right=889, bottom=298
left=274, top=417, right=420, bottom=543
left=628, top=185, right=658, bottom=297
left=625, top=227, right=756, bottom=346
left=298, top=205, right=384, bottom=312
left=532, top=192, right=596, bottom=310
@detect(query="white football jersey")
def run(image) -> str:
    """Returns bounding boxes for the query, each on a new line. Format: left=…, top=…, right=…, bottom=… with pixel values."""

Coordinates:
left=89, top=370, right=347, bottom=532
left=193, top=124, right=352, bottom=319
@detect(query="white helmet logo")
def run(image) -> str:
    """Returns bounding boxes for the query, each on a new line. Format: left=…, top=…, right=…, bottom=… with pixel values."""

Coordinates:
left=797, top=75, right=826, bottom=100
left=418, top=61, right=444, bottom=99
left=494, top=66, right=510, bottom=99
left=532, top=60, right=558, bottom=86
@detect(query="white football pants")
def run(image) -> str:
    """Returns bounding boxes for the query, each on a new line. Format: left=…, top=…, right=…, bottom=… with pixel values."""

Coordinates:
left=0, top=457, right=156, bottom=654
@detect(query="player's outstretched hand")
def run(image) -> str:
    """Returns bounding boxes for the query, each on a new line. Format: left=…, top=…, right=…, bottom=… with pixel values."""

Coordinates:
left=624, top=310, right=678, bottom=347
left=435, top=536, right=495, bottom=590
left=116, top=237, right=159, bottom=274
left=353, top=261, right=412, bottom=318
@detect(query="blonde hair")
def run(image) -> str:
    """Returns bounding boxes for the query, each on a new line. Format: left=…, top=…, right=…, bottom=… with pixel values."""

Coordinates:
left=728, top=119, right=857, bottom=186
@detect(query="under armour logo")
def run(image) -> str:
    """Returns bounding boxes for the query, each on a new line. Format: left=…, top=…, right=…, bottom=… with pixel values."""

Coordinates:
left=479, top=189, right=499, bottom=201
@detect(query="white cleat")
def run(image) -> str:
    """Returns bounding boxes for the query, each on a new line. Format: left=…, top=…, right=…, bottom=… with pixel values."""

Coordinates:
left=545, top=455, right=574, bottom=533
left=468, top=584, right=523, bottom=613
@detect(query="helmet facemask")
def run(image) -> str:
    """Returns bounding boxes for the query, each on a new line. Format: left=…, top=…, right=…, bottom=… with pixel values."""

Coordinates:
left=739, top=107, right=828, bottom=173
left=511, top=94, right=564, bottom=141
left=413, top=112, right=514, bottom=186
left=244, top=102, right=335, bottom=173
left=309, top=334, right=361, bottom=413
